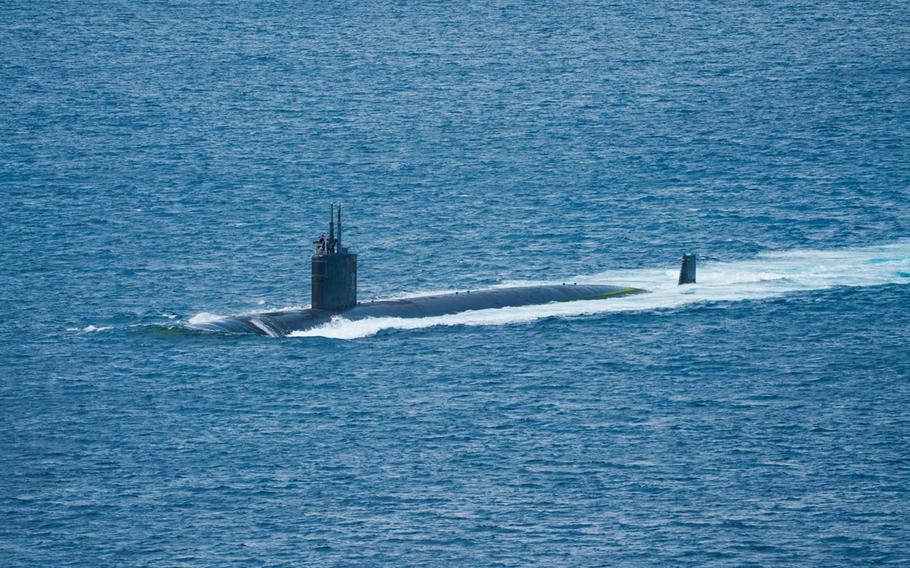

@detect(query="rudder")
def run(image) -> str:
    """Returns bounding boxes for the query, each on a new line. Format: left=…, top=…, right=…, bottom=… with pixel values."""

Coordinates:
left=678, top=253, right=696, bottom=285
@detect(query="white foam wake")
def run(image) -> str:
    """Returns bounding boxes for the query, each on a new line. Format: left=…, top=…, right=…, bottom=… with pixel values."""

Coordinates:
left=188, top=312, right=225, bottom=326
left=289, top=239, right=910, bottom=340
left=67, top=324, right=113, bottom=334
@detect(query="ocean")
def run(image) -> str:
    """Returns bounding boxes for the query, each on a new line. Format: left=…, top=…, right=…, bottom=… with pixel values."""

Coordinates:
left=2, top=1, right=909, bottom=565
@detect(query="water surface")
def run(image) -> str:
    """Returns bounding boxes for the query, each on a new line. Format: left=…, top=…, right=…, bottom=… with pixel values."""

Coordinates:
left=2, top=1, right=910, bottom=565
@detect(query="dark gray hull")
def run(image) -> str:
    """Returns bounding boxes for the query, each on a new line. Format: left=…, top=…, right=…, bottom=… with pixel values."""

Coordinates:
left=196, top=284, right=645, bottom=336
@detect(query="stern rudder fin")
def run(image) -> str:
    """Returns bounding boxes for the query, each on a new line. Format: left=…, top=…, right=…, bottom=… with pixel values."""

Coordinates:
left=678, top=253, right=696, bottom=285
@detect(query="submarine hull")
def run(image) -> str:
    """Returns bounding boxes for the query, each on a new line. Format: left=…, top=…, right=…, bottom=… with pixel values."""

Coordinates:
left=196, top=284, right=645, bottom=336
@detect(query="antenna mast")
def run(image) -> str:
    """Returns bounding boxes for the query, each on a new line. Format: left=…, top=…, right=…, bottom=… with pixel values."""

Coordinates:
left=328, top=203, right=335, bottom=253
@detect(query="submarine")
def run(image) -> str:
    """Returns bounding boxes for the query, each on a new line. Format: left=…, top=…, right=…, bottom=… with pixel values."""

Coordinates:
left=194, top=205, right=696, bottom=336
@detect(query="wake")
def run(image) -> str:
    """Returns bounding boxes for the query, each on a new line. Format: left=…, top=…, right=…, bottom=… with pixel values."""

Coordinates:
left=288, top=240, right=910, bottom=340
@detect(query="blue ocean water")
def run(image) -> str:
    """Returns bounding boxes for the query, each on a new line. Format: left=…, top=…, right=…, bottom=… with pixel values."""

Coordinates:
left=2, top=1, right=910, bottom=565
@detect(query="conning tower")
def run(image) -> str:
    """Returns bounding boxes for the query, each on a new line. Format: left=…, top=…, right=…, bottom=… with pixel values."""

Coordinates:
left=311, top=204, right=357, bottom=311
